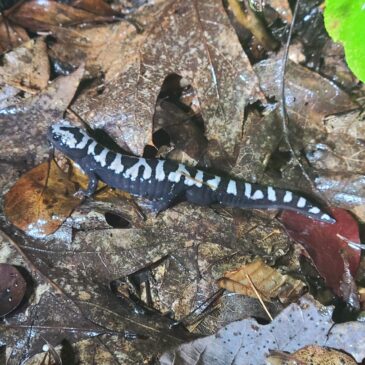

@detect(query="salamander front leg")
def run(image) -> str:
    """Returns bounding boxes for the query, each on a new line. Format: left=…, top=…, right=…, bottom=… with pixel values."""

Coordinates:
left=75, top=172, right=99, bottom=198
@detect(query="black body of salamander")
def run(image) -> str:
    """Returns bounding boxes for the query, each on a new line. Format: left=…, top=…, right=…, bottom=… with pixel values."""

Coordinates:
left=47, top=121, right=335, bottom=223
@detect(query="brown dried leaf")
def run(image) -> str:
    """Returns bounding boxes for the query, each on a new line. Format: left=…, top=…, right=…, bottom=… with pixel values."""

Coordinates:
left=217, top=259, right=305, bottom=303
left=267, top=346, right=356, bottom=365
left=153, top=98, right=207, bottom=163
left=308, top=109, right=365, bottom=174
left=0, top=18, right=29, bottom=54
left=70, top=0, right=120, bottom=16
left=4, top=161, right=81, bottom=237
left=0, top=38, right=50, bottom=93
left=268, top=0, right=292, bottom=23
left=74, top=0, right=263, bottom=157
left=232, top=108, right=282, bottom=181
left=254, top=56, right=357, bottom=146
left=320, top=40, right=358, bottom=90
left=48, top=23, right=133, bottom=81
left=304, top=110, right=365, bottom=219
left=0, top=66, right=84, bottom=168
left=6, top=0, right=116, bottom=32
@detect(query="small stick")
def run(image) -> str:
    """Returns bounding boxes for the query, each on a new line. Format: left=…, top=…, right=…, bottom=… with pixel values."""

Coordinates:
left=279, top=0, right=324, bottom=199
left=246, top=273, right=273, bottom=321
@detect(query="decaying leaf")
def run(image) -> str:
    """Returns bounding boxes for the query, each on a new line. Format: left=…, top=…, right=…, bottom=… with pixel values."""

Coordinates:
left=49, top=23, right=134, bottom=81
left=304, top=109, right=365, bottom=221
left=153, top=97, right=207, bottom=164
left=0, top=38, right=50, bottom=93
left=217, top=259, right=305, bottom=303
left=254, top=56, right=357, bottom=146
left=0, top=66, right=84, bottom=167
left=5, top=0, right=116, bottom=33
left=0, top=17, right=29, bottom=54
left=267, top=0, right=292, bottom=23
left=160, top=295, right=365, bottom=365
left=74, top=0, right=264, bottom=158
left=0, top=231, right=194, bottom=365
left=4, top=161, right=81, bottom=237
left=267, top=346, right=356, bottom=365
left=306, top=109, right=365, bottom=175
left=71, top=0, right=120, bottom=17
left=280, top=208, right=361, bottom=307
left=232, top=107, right=282, bottom=181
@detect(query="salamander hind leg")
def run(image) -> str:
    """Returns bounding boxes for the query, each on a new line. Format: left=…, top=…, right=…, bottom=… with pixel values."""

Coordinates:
left=146, top=183, right=189, bottom=214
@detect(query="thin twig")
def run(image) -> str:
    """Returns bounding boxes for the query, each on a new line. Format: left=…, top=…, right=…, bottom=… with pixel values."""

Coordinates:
left=245, top=273, right=273, bottom=321
left=279, top=0, right=319, bottom=195
left=336, top=233, right=365, bottom=250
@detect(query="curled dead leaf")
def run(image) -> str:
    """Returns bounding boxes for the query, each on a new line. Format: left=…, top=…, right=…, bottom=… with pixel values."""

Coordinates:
left=4, top=161, right=81, bottom=237
left=217, top=259, right=305, bottom=303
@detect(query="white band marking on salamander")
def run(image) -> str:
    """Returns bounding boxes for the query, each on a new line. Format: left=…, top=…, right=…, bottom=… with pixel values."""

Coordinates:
left=168, top=164, right=189, bottom=183
left=53, top=125, right=78, bottom=148
left=182, top=166, right=194, bottom=186
left=321, top=214, right=332, bottom=222
left=75, top=135, right=90, bottom=149
left=94, top=148, right=109, bottom=167
left=267, top=186, right=276, bottom=202
left=251, top=190, right=264, bottom=200
left=124, top=158, right=152, bottom=181
left=227, top=180, right=237, bottom=195
left=168, top=164, right=205, bottom=188
left=206, top=176, right=221, bottom=191
left=108, top=153, right=124, bottom=174
left=297, top=197, right=307, bottom=208
left=192, top=170, right=204, bottom=188
left=283, top=191, right=293, bottom=203
left=308, top=206, right=320, bottom=214
left=244, top=182, right=252, bottom=198
left=155, top=160, right=166, bottom=181
left=87, top=140, right=97, bottom=155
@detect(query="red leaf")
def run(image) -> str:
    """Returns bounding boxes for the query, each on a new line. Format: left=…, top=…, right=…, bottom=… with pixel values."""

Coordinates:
left=279, top=208, right=360, bottom=305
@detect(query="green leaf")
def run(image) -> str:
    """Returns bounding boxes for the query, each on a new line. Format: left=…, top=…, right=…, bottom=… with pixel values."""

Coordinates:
left=324, top=0, right=365, bottom=82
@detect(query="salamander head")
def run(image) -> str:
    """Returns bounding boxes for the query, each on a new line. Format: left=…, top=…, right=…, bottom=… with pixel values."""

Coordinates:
left=48, top=121, right=91, bottom=158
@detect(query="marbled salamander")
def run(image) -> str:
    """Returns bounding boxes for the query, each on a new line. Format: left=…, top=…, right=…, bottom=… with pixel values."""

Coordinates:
left=48, top=122, right=335, bottom=223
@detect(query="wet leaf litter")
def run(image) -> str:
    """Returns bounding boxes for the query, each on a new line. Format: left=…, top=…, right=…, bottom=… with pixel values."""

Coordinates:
left=1, top=0, right=365, bottom=364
